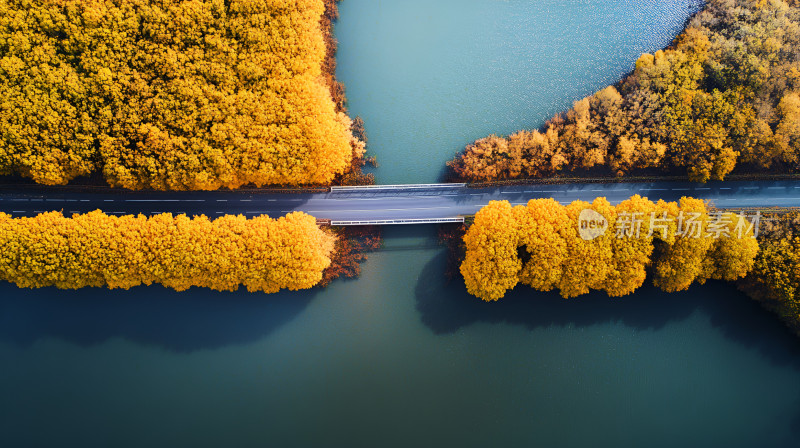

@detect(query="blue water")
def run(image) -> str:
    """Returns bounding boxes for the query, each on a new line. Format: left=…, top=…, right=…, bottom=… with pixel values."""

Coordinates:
left=1, top=236, right=799, bottom=447
left=3, top=1, right=800, bottom=447
left=336, top=0, right=702, bottom=184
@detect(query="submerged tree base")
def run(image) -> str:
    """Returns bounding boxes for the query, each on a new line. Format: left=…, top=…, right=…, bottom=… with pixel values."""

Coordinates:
left=320, top=226, right=383, bottom=287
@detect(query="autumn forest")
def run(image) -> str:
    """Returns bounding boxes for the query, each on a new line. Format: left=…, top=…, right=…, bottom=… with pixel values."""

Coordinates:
left=448, top=0, right=800, bottom=184
left=0, top=0, right=357, bottom=190
left=0, top=0, right=799, bottom=340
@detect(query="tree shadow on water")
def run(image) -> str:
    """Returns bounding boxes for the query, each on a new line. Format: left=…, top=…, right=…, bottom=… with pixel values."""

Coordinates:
left=0, top=282, right=316, bottom=352
left=415, top=251, right=800, bottom=369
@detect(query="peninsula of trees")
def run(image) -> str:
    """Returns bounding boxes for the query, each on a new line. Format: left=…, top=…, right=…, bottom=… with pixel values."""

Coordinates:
left=448, top=0, right=800, bottom=183
left=0, top=210, right=334, bottom=293
left=0, top=0, right=357, bottom=189
left=461, top=197, right=758, bottom=301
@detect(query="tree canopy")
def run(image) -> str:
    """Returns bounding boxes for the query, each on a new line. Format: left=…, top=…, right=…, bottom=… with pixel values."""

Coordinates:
left=448, top=0, right=800, bottom=183
left=461, top=196, right=759, bottom=301
left=0, top=0, right=354, bottom=189
left=0, top=210, right=335, bottom=293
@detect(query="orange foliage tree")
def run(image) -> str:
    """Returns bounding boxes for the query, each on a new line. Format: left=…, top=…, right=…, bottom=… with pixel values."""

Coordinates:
left=0, top=0, right=355, bottom=189
left=461, top=196, right=759, bottom=301
left=0, top=210, right=334, bottom=293
left=448, top=0, right=800, bottom=183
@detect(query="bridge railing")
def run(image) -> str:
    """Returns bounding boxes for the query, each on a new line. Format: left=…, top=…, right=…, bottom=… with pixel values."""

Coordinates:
left=330, top=183, right=466, bottom=192
left=330, top=217, right=465, bottom=226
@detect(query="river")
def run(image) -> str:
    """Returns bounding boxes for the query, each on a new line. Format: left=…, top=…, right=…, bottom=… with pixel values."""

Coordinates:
left=1, top=1, right=799, bottom=447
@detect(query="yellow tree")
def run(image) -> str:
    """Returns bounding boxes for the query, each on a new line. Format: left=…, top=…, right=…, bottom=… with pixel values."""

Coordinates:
left=698, top=211, right=759, bottom=282
left=651, top=197, right=715, bottom=292
left=460, top=201, right=522, bottom=301
left=601, top=195, right=658, bottom=297
left=515, top=198, right=572, bottom=292
left=557, top=198, right=616, bottom=298
left=0, top=210, right=335, bottom=293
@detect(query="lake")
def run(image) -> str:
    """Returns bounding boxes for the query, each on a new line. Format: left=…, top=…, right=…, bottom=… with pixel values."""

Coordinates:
left=2, top=1, right=799, bottom=447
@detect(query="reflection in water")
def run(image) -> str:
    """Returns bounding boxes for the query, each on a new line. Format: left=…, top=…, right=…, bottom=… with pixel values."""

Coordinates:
left=0, top=284, right=315, bottom=352
left=0, top=226, right=799, bottom=447
left=415, top=251, right=800, bottom=369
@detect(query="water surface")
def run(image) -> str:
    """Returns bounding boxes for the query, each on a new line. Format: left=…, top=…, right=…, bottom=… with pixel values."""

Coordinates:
left=1, top=227, right=799, bottom=447
left=336, top=0, right=703, bottom=183
left=3, top=1, right=800, bottom=447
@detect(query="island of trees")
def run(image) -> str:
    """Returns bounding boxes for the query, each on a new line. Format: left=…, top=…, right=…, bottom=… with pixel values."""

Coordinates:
left=0, top=210, right=335, bottom=293
left=460, top=196, right=759, bottom=301
left=459, top=197, right=800, bottom=336
left=448, top=0, right=800, bottom=183
left=0, top=0, right=360, bottom=190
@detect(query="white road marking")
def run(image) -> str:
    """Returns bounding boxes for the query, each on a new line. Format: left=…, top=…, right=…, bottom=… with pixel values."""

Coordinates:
left=742, top=187, right=759, bottom=190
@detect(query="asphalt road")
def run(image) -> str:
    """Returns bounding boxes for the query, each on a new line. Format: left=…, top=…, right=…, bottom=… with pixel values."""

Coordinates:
left=1, top=180, right=798, bottom=222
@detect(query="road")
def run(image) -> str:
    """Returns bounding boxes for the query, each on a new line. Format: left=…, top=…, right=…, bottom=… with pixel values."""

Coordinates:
left=1, top=180, right=798, bottom=224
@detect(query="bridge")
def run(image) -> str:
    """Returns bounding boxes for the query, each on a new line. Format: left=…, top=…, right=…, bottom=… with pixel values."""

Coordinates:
left=1, top=180, right=799, bottom=224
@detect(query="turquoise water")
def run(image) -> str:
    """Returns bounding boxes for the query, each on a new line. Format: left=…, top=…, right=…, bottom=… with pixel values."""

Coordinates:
left=335, top=0, right=702, bottom=184
left=3, top=1, right=800, bottom=447
left=1, top=233, right=800, bottom=447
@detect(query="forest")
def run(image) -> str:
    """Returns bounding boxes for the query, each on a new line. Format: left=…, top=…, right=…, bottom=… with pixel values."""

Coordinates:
left=461, top=197, right=759, bottom=301
left=448, top=0, right=800, bottom=183
left=739, top=212, right=800, bottom=335
left=0, top=210, right=334, bottom=293
left=0, top=0, right=356, bottom=190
